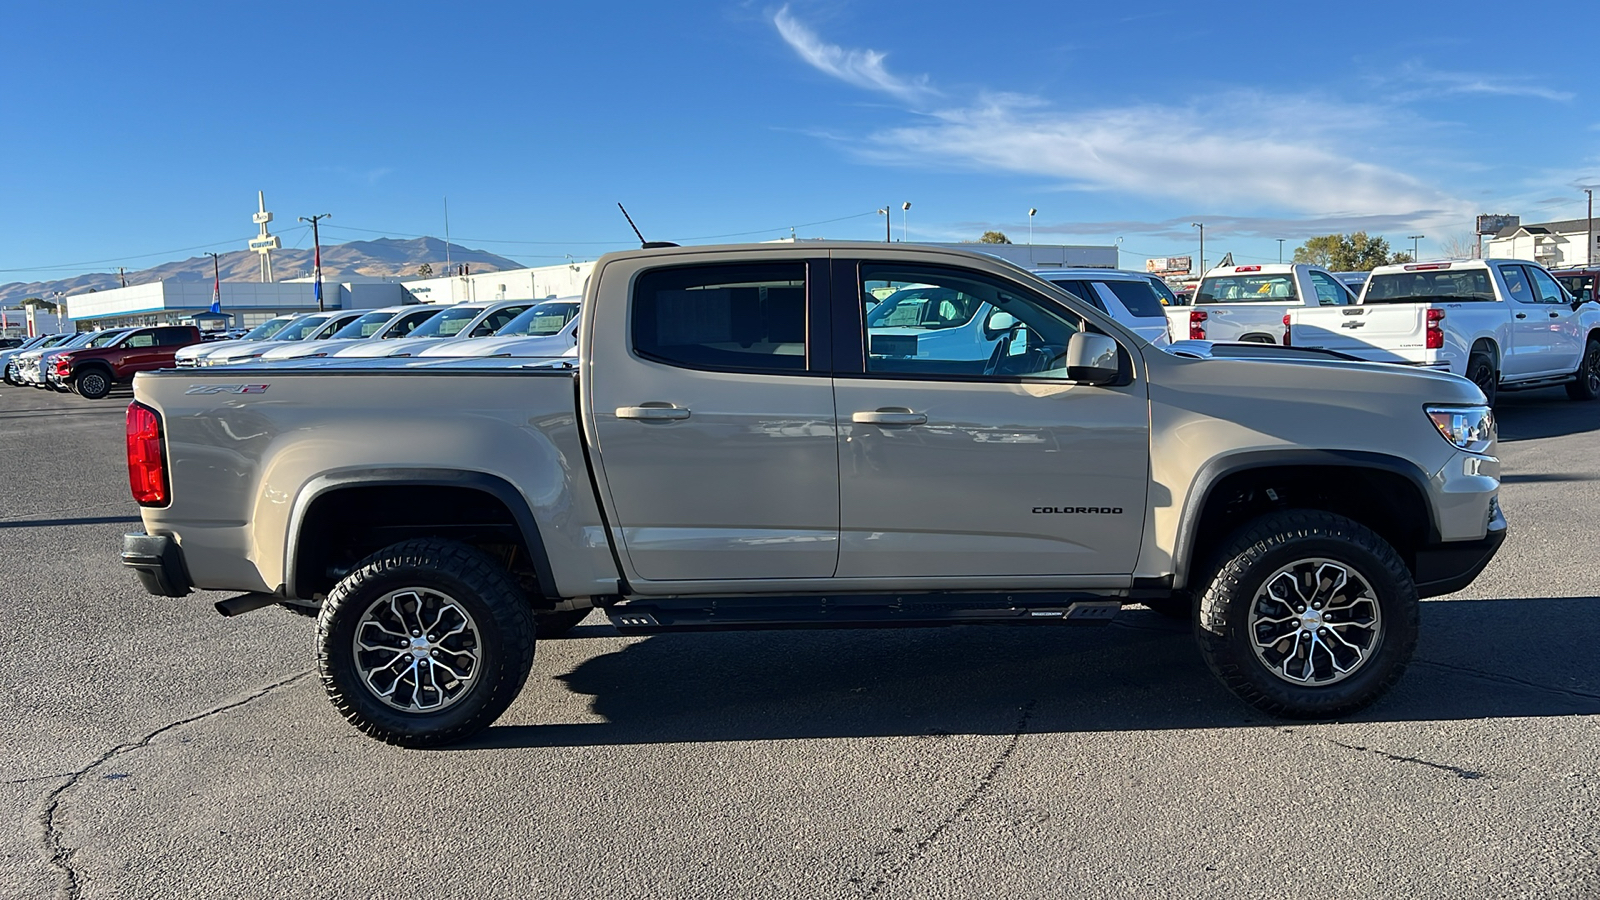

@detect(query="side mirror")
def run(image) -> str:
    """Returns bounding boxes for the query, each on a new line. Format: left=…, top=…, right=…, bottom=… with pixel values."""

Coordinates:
left=1066, top=332, right=1121, bottom=385
left=983, top=311, right=1018, bottom=341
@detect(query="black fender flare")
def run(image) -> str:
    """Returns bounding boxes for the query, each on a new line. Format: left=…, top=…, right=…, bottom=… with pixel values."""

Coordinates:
left=1171, top=449, right=1441, bottom=590
left=283, top=467, right=557, bottom=601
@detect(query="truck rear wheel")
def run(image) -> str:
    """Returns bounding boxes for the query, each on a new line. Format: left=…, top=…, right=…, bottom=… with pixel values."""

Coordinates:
left=317, top=538, right=536, bottom=748
left=1566, top=338, right=1600, bottom=401
left=75, top=369, right=112, bottom=400
left=1195, top=510, right=1417, bottom=719
left=1466, top=351, right=1497, bottom=407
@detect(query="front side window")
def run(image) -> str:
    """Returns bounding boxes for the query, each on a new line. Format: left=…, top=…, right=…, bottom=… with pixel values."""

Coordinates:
left=1309, top=272, right=1353, bottom=306
left=499, top=302, right=580, bottom=337
left=331, top=311, right=395, bottom=340
left=1196, top=273, right=1299, bottom=303
left=1526, top=267, right=1568, bottom=304
left=470, top=305, right=531, bottom=337
left=410, top=307, right=482, bottom=338
left=123, top=332, right=155, bottom=349
left=385, top=308, right=442, bottom=337
left=274, top=315, right=336, bottom=341
left=861, top=264, right=1082, bottom=379
left=633, top=262, right=807, bottom=374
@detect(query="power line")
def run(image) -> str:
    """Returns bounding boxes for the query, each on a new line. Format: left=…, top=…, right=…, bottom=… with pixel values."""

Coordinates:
left=0, top=236, right=261, bottom=274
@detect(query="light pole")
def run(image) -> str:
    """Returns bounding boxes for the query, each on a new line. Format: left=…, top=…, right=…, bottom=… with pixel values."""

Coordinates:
left=1408, top=234, right=1424, bottom=262
left=1029, top=208, right=1037, bottom=245
left=298, top=213, right=331, bottom=311
left=901, top=202, right=911, bottom=242
left=878, top=207, right=890, bottom=242
left=1192, top=222, right=1205, bottom=273
left=1587, top=189, right=1594, bottom=266
left=1277, top=239, right=1285, bottom=263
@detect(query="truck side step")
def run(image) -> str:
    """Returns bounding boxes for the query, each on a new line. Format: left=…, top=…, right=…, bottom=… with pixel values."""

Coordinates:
left=604, top=594, right=1121, bottom=634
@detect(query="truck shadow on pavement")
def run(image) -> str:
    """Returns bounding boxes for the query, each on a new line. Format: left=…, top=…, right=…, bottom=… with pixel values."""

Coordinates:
left=462, top=595, right=1600, bottom=749
left=1493, top=389, right=1600, bottom=442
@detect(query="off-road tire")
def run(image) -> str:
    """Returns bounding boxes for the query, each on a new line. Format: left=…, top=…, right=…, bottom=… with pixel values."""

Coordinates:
left=74, top=369, right=112, bottom=400
left=317, top=538, right=535, bottom=748
left=535, top=608, right=591, bottom=638
left=1195, top=510, right=1418, bottom=719
left=1565, top=337, right=1600, bottom=401
left=1466, top=351, right=1497, bottom=407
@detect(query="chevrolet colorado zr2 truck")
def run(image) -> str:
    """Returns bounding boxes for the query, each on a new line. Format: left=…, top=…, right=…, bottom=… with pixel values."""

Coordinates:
left=121, top=242, right=1505, bottom=747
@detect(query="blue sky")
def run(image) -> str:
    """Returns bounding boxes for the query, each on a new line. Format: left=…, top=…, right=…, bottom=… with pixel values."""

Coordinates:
left=2, top=0, right=1596, bottom=281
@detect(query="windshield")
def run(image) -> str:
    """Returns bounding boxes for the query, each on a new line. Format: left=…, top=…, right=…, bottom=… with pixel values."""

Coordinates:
left=1364, top=269, right=1494, bottom=303
left=38, top=334, right=74, bottom=348
left=1196, top=274, right=1298, bottom=303
left=496, top=302, right=580, bottom=337
left=243, top=317, right=296, bottom=340
left=864, top=287, right=983, bottom=330
left=1557, top=273, right=1595, bottom=302
left=273, top=314, right=337, bottom=341
left=409, top=306, right=484, bottom=338
left=330, top=311, right=398, bottom=340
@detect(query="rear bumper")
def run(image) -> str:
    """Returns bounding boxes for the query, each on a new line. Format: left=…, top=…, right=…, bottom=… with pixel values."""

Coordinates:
left=1413, top=499, right=1507, bottom=598
left=122, top=532, right=193, bottom=597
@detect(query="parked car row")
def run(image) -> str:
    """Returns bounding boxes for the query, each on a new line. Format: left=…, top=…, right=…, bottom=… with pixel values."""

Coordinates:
left=2, top=325, right=204, bottom=397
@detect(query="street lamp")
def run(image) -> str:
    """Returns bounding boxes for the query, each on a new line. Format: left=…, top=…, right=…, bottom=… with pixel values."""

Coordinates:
left=1408, top=234, right=1425, bottom=262
left=901, top=202, right=911, bottom=242
left=1192, top=223, right=1205, bottom=273
left=1028, top=208, right=1037, bottom=245
left=878, top=207, right=890, bottom=243
left=298, top=213, right=331, bottom=311
left=1586, top=189, right=1594, bottom=266
left=1277, top=239, right=1285, bottom=264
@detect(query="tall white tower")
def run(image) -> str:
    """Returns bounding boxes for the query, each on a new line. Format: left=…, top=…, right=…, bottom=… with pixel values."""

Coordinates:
left=248, top=191, right=281, bottom=282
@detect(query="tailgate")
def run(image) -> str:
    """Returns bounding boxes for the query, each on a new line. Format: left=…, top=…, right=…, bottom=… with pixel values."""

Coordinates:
left=1289, top=304, right=1429, bottom=362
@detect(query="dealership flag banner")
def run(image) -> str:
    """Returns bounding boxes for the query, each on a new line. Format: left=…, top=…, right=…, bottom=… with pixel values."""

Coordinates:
left=211, top=272, right=221, bottom=314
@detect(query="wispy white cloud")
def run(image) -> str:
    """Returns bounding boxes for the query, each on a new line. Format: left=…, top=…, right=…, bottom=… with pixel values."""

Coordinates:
left=772, top=5, right=933, bottom=102
left=1381, top=63, right=1573, bottom=102
left=771, top=8, right=1467, bottom=225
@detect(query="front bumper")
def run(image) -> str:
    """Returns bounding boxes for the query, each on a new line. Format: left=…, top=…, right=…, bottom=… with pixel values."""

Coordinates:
left=1413, top=497, right=1507, bottom=598
left=122, top=532, right=193, bottom=597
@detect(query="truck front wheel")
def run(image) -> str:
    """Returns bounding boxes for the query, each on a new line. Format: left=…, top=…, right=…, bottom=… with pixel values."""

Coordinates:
left=1195, top=510, right=1417, bottom=719
left=317, top=538, right=536, bottom=747
left=75, top=369, right=113, bottom=400
left=1566, top=337, right=1600, bottom=401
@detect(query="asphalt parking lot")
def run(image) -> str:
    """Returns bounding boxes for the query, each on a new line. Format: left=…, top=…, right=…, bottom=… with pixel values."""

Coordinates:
left=1, top=384, right=1597, bottom=900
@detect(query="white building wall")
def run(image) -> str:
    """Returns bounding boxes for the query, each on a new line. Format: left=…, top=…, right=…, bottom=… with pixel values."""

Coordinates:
left=401, top=261, right=594, bottom=304
left=1487, top=229, right=1599, bottom=268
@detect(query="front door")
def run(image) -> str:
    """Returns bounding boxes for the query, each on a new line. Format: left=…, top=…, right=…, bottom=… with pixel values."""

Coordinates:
left=832, top=258, right=1150, bottom=581
left=1499, top=264, right=1552, bottom=378
left=585, top=256, right=840, bottom=585
left=1526, top=265, right=1584, bottom=377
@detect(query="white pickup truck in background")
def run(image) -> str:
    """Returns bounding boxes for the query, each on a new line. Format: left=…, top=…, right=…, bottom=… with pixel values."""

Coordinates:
left=1287, top=259, right=1600, bottom=405
left=1168, top=264, right=1356, bottom=343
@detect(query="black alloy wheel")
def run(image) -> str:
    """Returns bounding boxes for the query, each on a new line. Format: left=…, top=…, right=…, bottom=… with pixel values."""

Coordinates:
left=1566, top=337, right=1600, bottom=401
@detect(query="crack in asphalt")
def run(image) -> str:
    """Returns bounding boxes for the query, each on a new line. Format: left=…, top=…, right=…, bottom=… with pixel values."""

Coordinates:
left=35, top=671, right=312, bottom=899
left=4, top=773, right=78, bottom=786
left=856, top=700, right=1037, bottom=898
left=1413, top=657, right=1600, bottom=705
left=1324, top=739, right=1486, bottom=780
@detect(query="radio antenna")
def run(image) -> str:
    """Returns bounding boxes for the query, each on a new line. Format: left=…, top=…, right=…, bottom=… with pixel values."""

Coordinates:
left=617, top=203, right=679, bottom=249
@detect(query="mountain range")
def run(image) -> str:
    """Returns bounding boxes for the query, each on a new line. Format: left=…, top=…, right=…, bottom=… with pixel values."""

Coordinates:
left=0, top=237, right=526, bottom=308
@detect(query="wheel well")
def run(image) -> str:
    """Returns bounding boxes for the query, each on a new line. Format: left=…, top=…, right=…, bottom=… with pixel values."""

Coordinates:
left=72, top=361, right=113, bottom=377
left=1239, top=333, right=1276, bottom=344
left=1470, top=338, right=1498, bottom=372
left=1186, top=465, right=1431, bottom=587
left=291, top=485, right=548, bottom=605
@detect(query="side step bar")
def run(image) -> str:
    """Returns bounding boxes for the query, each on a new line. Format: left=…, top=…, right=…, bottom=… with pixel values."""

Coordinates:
left=605, top=593, right=1121, bottom=634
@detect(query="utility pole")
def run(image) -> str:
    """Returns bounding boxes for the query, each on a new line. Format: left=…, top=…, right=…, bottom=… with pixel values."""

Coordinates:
left=205, top=252, right=222, bottom=315
left=118, top=267, right=127, bottom=288
left=1192, top=222, right=1206, bottom=273
left=1587, top=189, right=1594, bottom=266
left=1276, top=239, right=1284, bottom=263
left=1408, top=234, right=1424, bottom=261
left=443, top=196, right=452, bottom=275
left=298, top=213, right=331, bottom=312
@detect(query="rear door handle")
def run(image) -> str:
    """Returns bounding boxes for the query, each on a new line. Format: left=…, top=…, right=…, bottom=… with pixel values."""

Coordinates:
left=616, top=405, right=691, bottom=421
left=1515, top=313, right=1527, bottom=319
left=852, top=409, right=927, bottom=426
left=1549, top=312, right=1561, bottom=318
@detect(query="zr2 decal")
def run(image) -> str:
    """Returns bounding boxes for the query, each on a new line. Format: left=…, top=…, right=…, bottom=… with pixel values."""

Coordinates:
left=185, top=384, right=270, bottom=395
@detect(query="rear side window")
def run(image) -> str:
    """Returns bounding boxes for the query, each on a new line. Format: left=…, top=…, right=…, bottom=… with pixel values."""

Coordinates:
left=1098, top=280, right=1166, bottom=317
left=1498, top=265, right=1535, bottom=302
left=1196, top=274, right=1298, bottom=303
left=1308, top=272, right=1353, bottom=306
left=155, top=327, right=193, bottom=346
left=633, top=262, right=808, bottom=374
left=1041, top=279, right=1107, bottom=313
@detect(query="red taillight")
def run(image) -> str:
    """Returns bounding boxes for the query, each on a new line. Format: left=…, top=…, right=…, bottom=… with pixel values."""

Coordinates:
left=126, top=401, right=168, bottom=506
left=1425, top=308, right=1445, bottom=350
left=1189, top=309, right=1207, bottom=340
left=1235, top=265, right=1261, bottom=272
left=1282, top=313, right=1292, bottom=346
left=1406, top=263, right=1451, bottom=271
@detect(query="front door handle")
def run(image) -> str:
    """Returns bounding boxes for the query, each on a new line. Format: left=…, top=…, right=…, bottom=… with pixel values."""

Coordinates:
left=616, top=405, right=691, bottom=421
left=852, top=409, right=927, bottom=426
left=1549, top=312, right=1561, bottom=318
left=1515, top=313, right=1527, bottom=319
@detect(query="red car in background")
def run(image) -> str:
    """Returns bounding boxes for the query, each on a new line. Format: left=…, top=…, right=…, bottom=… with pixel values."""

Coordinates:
left=1552, top=267, right=1599, bottom=304
left=52, top=325, right=203, bottom=399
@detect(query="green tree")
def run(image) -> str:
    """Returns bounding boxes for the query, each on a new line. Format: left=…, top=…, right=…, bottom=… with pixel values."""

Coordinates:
left=1292, top=232, right=1409, bottom=271
left=978, top=230, right=1012, bottom=244
left=416, top=263, right=434, bottom=278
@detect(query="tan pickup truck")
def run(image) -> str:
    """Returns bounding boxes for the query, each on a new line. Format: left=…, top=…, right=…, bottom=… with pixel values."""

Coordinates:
left=121, top=242, right=1505, bottom=747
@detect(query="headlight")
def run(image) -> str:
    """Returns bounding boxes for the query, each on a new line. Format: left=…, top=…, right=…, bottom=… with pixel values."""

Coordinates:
left=1426, top=405, right=1495, bottom=454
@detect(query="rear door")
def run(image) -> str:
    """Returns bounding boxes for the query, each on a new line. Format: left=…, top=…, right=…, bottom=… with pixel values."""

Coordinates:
left=584, top=254, right=840, bottom=586
left=831, top=257, right=1149, bottom=581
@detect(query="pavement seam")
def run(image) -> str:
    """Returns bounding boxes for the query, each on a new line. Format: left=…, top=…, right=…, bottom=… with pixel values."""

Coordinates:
left=1412, top=657, right=1600, bottom=704
left=857, top=700, right=1036, bottom=898
left=35, top=670, right=312, bottom=900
